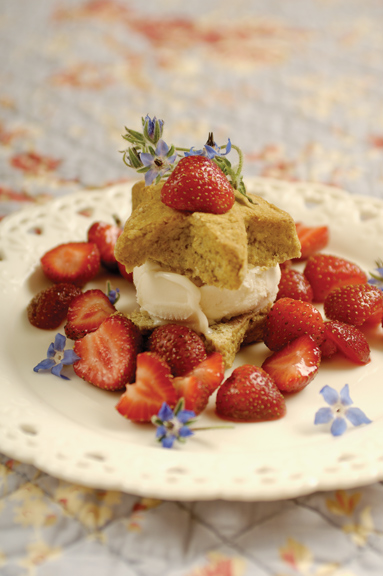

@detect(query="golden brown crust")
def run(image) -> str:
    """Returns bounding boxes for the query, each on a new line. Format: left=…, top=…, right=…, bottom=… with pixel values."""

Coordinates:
left=115, top=180, right=300, bottom=290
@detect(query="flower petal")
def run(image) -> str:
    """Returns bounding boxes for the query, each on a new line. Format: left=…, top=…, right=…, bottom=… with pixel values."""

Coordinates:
left=47, top=343, right=56, bottom=358
left=339, top=383, right=353, bottom=406
left=161, top=435, right=175, bottom=449
left=320, top=385, right=339, bottom=406
left=177, top=409, right=196, bottom=424
left=140, top=152, right=155, bottom=167
left=178, top=426, right=194, bottom=438
left=54, top=333, right=66, bottom=352
left=155, top=425, right=167, bottom=439
left=62, top=349, right=81, bottom=365
left=314, top=407, right=334, bottom=424
left=33, top=358, right=56, bottom=372
left=144, top=168, right=157, bottom=185
left=345, top=407, right=372, bottom=427
left=155, top=139, right=169, bottom=156
left=158, top=402, right=174, bottom=422
left=330, top=417, right=348, bottom=436
left=51, top=362, right=69, bottom=379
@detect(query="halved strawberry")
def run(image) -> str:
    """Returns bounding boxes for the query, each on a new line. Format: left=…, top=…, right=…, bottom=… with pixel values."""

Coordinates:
left=161, top=155, right=235, bottom=214
left=116, top=352, right=177, bottom=422
left=323, top=320, right=370, bottom=365
left=87, top=221, right=122, bottom=272
left=216, top=365, right=286, bottom=422
left=263, top=297, right=325, bottom=351
left=295, top=222, right=329, bottom=261
left=172, top=374, right=210, bottom=415
left=73, top=313, right=142, bottom=390
left=40, top=242, right=100, bottom=287
left=172, top=352, right=225, bottom=414
left=65, top=289, right=117, bottom=340
left=276, top=268, right=313, bottom=302
left=324, top=283, right=383, bottom=326
left=262, top=335, right=321, bottom=393
left=303, top=254, right=367, bottom=302
left=27, top=283, right=82, bottom=330
left=147, top=324, right=207, bottom=377
left=117, top=261, right=133, bottom=282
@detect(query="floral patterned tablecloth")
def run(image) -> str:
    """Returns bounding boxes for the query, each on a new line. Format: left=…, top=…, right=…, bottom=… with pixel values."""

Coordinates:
left=1, top=1, right=383, bottom=574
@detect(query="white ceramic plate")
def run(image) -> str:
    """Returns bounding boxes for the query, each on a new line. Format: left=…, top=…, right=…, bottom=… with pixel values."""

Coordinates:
left=1, top=178, right=383, bottom=502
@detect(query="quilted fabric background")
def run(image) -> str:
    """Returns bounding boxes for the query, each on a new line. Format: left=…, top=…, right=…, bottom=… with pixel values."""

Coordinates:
left=1, top=0, right=383, bottom=574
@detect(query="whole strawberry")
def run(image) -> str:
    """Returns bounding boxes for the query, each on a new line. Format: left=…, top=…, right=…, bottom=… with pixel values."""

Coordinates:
left=161, top=155, right=235, bottom=214
left=147, top=324, right=207, bottom=377
left=324, top=283, right=383, bottom=326
left=27, top=283, right=82, bottom=329
left=216, top=365, right=286, bottom=422
left=303, top=254, right=367, bottom=302
left=276, top=268, right=313, bottom=302
left=263, top=297, right=325, bottom=351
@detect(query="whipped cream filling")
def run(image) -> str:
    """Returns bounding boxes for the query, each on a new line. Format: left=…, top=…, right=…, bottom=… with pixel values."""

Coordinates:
left=133, top=261, right=281, bottom=335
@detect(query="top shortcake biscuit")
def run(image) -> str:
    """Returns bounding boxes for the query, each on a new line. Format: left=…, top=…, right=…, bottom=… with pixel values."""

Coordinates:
left=114, top=180, right=301, bottom=290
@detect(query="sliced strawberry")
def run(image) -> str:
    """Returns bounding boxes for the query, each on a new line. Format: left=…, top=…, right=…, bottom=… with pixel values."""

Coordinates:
left=189, top=352, right=225, bottom=394
left=172, top=352, right=225, bottom=414
left=303, top=254, right=367, bottom=302
left=276, top=268, right=313, bottom=302
left=161, top=155, right=235, bottom=214
left=216, top=365, right=286, bottom=422
left=323, top=320, right=370, bottom=365
left=294, top=222, right=329, bottom=260
left=320, top=337, right=338, bottom=358
left=65, top=289, right=117, bottom=340
left=147, top=324, right=207, bottom=377
left=116, top=352, right=177, bottom=422
left=172, top=374, right=210, bottom=415
left=262, top=335, right=321, bottom=393
left=40, top=242, right=100, bottom=287
left=324, top=283, right=383, bottom=326
left=73, top=313, right=142, bottom=390
left=27, top=283, right=82, bottom=330
left=87, top=221, right=122, bottom=272
left=263, top=297, right=325, bottom=352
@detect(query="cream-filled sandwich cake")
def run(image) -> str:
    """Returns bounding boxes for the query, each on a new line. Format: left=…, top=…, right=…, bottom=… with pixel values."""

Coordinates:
left=115, top=116, right=301, bottom=367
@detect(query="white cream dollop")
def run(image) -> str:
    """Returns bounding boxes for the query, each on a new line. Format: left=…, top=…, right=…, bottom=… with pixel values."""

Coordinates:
left=133, top=261, right=281, bottom=335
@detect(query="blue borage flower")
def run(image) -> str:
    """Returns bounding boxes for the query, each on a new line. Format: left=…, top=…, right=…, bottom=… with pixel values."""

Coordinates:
left=314, top=384, right=371, bottom=436
left=368, top=259, right=383, bottom=291
left=185, top=133, right=232, bottom=160
left=140, top=139, right=178, bottom=186
left=33, top=333, right=81, bottom=380
left=106, top=281, right=120, bottom=305
left=142, top=114, right=164, bottom=145
left=152, top=399, right=196, bottom=449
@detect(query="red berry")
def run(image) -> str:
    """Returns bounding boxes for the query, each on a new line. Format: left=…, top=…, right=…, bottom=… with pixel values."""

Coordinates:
left=64, top=289, right=117, bottom=340
left=161, top=156, right=235, bottom=214
left=172, top=352, right=225, bottom=415
left=147, top=324, right=207, bottom=377
left=295, top=222, right=329, bottom=260
left=115, top=352, right=177, bottom=422
left=27, top=283, right=82, bottom=330
left=262, top=335, right=321, bottom=393
left=303, top=254, right=367, bottom=302
left=87, top=221, right=122, bottom=272
left=40, top=242, right=100, bottom=287
left=323, top=320, right=370, bottom=365
left=73, top=313, right=142, bottom=390
left=277, top=268, right=313, bottom=302
left=263, top=297, right=325, bottom=351
left=324, top=283, right=383, bottom=326
left=216, top=365, right=286, bottom=422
